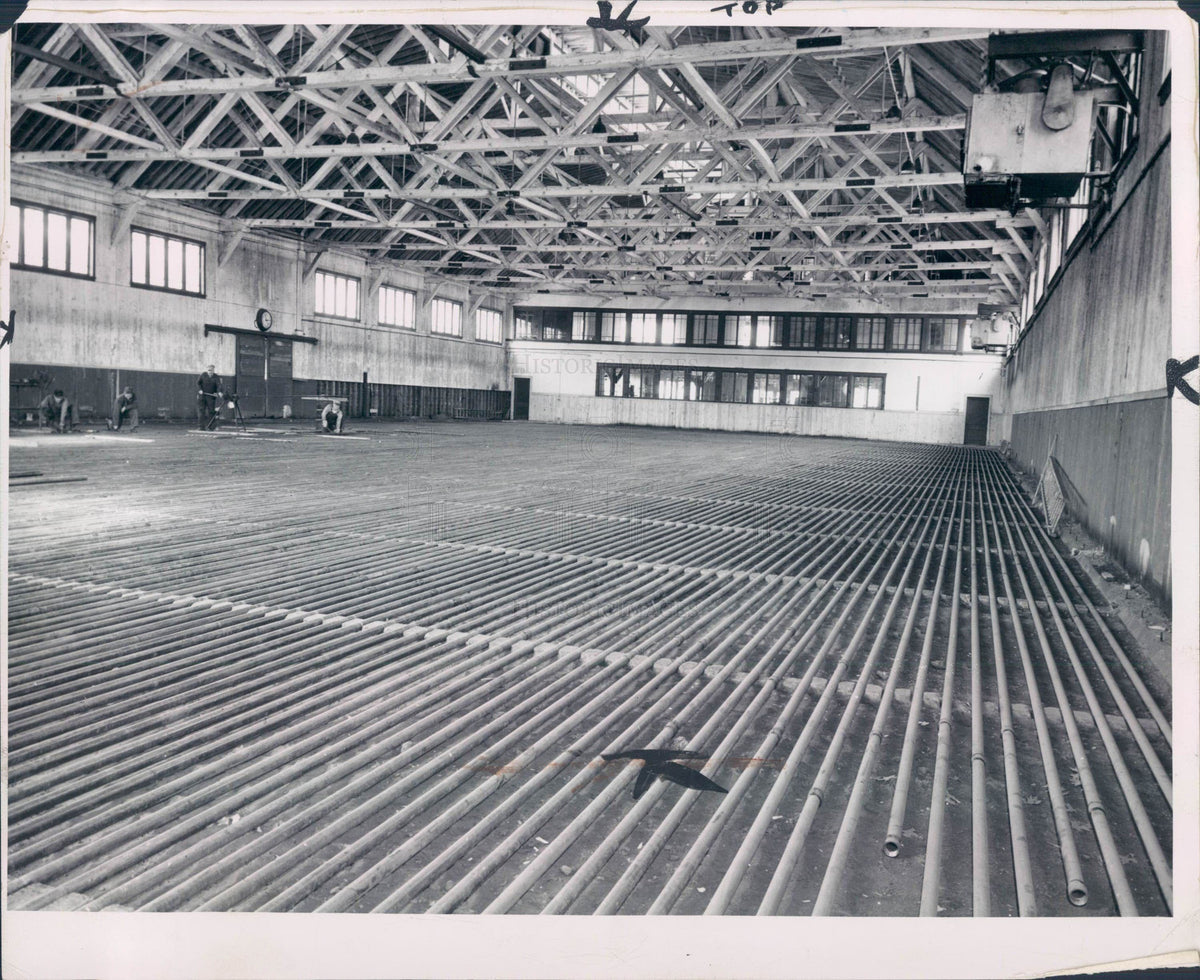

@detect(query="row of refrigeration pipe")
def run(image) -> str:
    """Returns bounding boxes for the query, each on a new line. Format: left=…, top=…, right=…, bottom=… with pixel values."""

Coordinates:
left=8, top=444, right=1171, bottom=914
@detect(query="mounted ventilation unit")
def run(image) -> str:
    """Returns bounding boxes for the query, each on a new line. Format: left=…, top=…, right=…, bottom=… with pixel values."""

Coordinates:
left=970, top=311, right=1019, bottom=351
left=963, top=67, right=1097, bottom=209
left=963, top=31, right=1143, bottom=210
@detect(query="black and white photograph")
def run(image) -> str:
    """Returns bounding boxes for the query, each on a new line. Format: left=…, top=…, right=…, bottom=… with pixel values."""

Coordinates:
left=2, top=1, right=1197, bottom=977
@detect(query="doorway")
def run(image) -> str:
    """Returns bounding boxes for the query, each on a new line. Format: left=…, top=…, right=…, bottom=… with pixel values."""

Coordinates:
left=512, top=377, right=530, bottom=420
left=964, top=396, right=990, bottom=445
left=236, top=335, right=294, bottom=417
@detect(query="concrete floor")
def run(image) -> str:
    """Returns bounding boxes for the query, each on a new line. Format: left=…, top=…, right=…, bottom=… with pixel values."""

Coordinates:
left=5, top=420, right=1173, bottom=915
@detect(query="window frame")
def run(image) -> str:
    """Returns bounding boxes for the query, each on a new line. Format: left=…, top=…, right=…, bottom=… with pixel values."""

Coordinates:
left=314, top=269, right=360, bottom=321
left=131, top=226, right=206, bottom=297
left=378, top=284, right=417, bottom=330
left=10, top=200, right=96, bottom=280
left=597, top=363, right=885, bottom=411
left=890, top=315, right=923, bottom=351
left=475, top=306, right=504, bottom=344
left=430, top=297, right=464, bottom=337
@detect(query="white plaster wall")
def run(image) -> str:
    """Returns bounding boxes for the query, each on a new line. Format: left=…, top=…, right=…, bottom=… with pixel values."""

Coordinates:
left=510, top=341, right=1006, bottom=444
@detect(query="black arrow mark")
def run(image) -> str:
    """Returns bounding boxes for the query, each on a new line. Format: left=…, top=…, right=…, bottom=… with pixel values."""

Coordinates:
left=603, top=748, right=728, bottom=800
left=586, top=1, right=651, bottom=39
left=0, top=310, right=14, bottom=350
left=1166, top=355, right=1199, bottom=405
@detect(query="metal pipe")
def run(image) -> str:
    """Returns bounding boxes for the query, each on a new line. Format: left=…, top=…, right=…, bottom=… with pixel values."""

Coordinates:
left=986, top=454, right=1169, bottom=913
left=918, top=460, right=969, bottom=916
left=883, top=470, right=965, bottom=859
left=976, top=465, right=1039, bottom=915
left=967, top=452, right=991, bottom=916
left=756, top=456, right=960, bottom=916
left=811, top=456, right=964, bottom=915
left=978, top=456, right=1088, bottom=908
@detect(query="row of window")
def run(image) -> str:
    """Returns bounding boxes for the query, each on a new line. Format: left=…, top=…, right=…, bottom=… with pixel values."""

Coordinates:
left=595, top=363, right=886, bottom=410
left=519, top=308, right=963, bottom=354
left=10, top=201, right=500, bottom=341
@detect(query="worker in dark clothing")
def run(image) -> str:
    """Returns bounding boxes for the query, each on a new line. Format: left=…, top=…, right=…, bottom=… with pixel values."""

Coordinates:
left=39, top=389, right=76, bottom=432
left=320, top=398, right=345, bottom=434
left=197, top=364, right=223, bottom=427
left=108, top=385, right=139, bottom=432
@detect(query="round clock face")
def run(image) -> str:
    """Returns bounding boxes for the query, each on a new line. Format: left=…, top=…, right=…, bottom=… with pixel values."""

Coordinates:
left=256, top=308, right=273, bottom=332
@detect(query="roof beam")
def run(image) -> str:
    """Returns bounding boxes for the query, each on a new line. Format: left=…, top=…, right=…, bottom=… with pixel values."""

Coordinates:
left=12, top=28, right=993, bottom=105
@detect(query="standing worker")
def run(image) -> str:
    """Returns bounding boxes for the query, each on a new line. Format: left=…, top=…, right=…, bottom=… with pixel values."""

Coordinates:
left=108, top=385, right=139, bottom=432
left=197, top=364, right=223, bottom=427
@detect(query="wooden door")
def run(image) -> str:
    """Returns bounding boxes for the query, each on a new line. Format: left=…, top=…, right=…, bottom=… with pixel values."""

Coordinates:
left=266, top=338, right=294, bottom=417
left=964, top=396, right=990, bottom=445
left=236, top=336, right=267, bottom=417
left=512, top=377, right=530, bottom=420
left=236, top=335, right=294, bottom=417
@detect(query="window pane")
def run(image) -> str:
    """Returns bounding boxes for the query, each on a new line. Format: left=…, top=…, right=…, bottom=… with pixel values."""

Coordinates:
left=131, top=231, right=146, bottom=284
left=45, top=212, right=68, bottom=270
left=867, top=377, right=883, bottom=408
left=185, top=243, right=202, bottom=293
left=323, top=275, right=335, bottom=314
left=23, top=207, right=44, bottom=267
left=148, top=235, right=165, bottom=287
left=572, top=311, right=590, bottom=341
left=752, top=372, right=780, bottom=404
left=68, top=214, right=90, bottom=271
left=630, top=313, right=655, bottom=344
left=166, top=238, right=184, bottom=290
left=794, top=316, right=818, bottom=348
left=346, top=279, right=358, bottom=318
left=695, top=314, right=719, bottom=344
left=851, top=376, right=869, bottom=408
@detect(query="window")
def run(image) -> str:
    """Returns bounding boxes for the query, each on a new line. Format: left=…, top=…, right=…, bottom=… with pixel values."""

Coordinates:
left=785, top=373, right=816, bottom=406
left=856, top=316, right=887, bottom=350
left=476, top=307, right=503, bottom=344
left=817, top=374, right=850, bottom=408
left=629, top=312, right=657, bottom=345
left=751, top=372, right=781, bottom=404
left=793, top=315, right=818, bottom=349
left=514, top=314, right=535, bottom=339
left=379, top=285, right=416, bottom=329
left=891, top=316, right=922, bottom=351
left=598, top=364, right=627, bottom=396
left=823, top=316, right=852, bottom=349
left=599, top=311, right=627, bottom=343
left=431, top=297, right=463, bottom=336
left=314, top=270, right=359, bottom=319
left=131, top=228, right=204, bottom=295
left=688, top=369, right=719, bottom=401
left=726, top=315, right=753, bottom=348
left=721, top=371, right=749, bottom=403
left=755, top=316, right=784, bottom=348
left=598, top=365, right=884, bottom=411
left=851, top=375, right=884, bottom=408
left=658, top=367, right=686, bottom=399
left=661, top=313, right=687, bottom=345
left=925, top=317, right=960, bottom=352
left=10, top=202, right=94, bottom=278
left=572, top=311, right=594, bottom=341
left=630, top=365, right=657, bottom=397
left=694, top=314, right=720, bottom=345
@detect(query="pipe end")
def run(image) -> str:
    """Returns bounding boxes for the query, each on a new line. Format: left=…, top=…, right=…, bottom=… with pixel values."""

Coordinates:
left=883, top=839, right=901, bottom=858
left=1068, top=884, right=1089, bottom=907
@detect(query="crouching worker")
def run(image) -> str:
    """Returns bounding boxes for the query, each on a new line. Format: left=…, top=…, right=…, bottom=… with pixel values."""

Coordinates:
left=320, top=398, right=345, bottom=435
left=108, top=385, right=140, bottom=432
left=39, top=389, right=76, bottom=432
